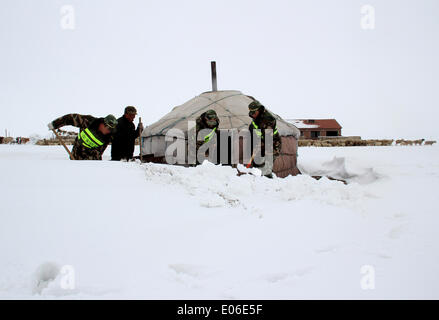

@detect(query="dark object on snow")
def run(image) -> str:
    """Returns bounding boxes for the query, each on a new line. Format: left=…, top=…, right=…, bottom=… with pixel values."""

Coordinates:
left=311, top=175, right=347, bottom=185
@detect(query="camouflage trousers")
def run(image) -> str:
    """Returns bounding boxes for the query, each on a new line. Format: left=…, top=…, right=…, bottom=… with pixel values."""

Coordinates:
left=70, top=140, right=103, bottom=160
left=251, top=139, right=281, bottom=177
left=253, top=139, right=281, bottom=162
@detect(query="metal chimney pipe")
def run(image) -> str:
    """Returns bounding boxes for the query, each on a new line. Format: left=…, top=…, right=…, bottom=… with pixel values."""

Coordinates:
left=211, top=61, right=217, bottom=92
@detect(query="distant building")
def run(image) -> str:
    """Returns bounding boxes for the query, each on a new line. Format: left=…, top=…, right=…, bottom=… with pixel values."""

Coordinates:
left=286, top=119, right=342, bottom=139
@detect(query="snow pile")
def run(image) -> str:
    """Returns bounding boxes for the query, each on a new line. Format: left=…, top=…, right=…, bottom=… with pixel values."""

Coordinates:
left=299, top=156, right=383, bottom=185
left=142, top=160, right=376, bottom=212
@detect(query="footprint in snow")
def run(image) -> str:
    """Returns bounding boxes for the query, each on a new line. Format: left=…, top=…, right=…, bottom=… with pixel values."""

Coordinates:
left=169, top=263, right=218, bottom=279
left=388, top=224, right=407, bottom=239
left=315, top=244, right=340, bottom=254
left=31, top=262, right=60, bottom=295
left=264, top=267, right=313, bottom=283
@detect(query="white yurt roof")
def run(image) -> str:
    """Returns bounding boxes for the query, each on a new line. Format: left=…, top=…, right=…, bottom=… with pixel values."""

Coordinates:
left=142, top=90, right=300, bottom=138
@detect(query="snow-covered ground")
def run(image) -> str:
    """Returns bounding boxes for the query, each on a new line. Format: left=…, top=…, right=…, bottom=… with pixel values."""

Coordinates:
left=0, top=144, right=438, bottom=299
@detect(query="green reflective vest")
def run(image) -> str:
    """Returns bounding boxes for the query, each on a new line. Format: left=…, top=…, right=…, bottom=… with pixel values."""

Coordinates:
left=78, top=128, right=104, bottom=149
left=251, top=121, right=278, bottom=138
left=204, top=127, right=217, bottom=143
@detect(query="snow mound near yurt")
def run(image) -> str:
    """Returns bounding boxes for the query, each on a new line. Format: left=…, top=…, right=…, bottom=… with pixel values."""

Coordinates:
left=142, top=160, right=378, bottom=211
left=298, top=156, right=383, bottom=185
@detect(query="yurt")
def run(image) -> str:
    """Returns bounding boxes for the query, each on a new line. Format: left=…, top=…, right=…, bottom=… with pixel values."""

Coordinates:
left=141, top=64, right=301, bottom=178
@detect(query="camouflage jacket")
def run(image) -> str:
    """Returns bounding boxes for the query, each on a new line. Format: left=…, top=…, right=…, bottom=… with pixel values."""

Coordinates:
left=249, top=109, right=282, bottom=158
left=51, top=114, right=112, bottom=160
left=185, top=113, right=219, bottom=164
left=193, top=113, right=219, bottom=150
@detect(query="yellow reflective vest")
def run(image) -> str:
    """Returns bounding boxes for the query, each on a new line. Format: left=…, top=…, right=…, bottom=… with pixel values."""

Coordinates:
left=251, top=121, right=278, bottom=138
left=204, top=127, right=217, bottom=143
left=78, top=128, right=104, bottom=149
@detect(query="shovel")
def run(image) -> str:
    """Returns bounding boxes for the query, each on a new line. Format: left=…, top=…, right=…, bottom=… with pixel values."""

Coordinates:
left=236, top=148, right=258, bottom=176
left=52, top=129, right=75, bottom=160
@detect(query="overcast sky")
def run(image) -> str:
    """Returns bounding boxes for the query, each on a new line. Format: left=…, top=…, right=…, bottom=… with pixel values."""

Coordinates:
left=0, top=0, right=438, bottom=139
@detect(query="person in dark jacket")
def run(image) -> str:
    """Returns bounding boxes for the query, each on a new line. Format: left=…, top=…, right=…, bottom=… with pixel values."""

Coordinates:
left=111, top=106, right=143, bottom=161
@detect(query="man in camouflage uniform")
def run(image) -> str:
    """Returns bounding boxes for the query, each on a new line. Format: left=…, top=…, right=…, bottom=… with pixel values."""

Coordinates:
left=248, top=100, right=282, bottom=177
left=193, top=109, right=220, bottom=164
left=48, top=114, right=117, bottom=160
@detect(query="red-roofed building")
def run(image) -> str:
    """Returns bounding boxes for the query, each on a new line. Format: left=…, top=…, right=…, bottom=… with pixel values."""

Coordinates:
left=286, top=119, right=342, bottom=139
